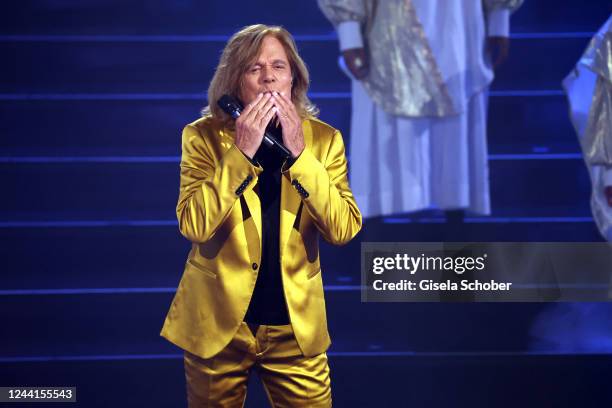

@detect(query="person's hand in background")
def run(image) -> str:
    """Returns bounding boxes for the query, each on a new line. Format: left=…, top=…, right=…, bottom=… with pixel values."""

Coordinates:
left=487, top=36, right=510, bottom=70
left=342, top=47, right=369, bottom=79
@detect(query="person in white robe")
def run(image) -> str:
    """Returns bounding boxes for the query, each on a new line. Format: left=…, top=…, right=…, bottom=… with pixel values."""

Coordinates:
left=319, top=0, right=523, bottom=218
left=563, top=14, right=612, bottom=242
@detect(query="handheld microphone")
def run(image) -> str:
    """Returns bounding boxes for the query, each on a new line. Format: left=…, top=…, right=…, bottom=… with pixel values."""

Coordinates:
left=217, top=94, right=292, bottom=158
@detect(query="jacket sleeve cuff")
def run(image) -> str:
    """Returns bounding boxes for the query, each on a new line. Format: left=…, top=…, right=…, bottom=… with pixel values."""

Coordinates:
left=281, top=147, right=325, bottom=197
left=488, top=8, right=510, bottom=37
left=282, top=154, right=299, bottom=171
left=337, top=21, right=364, bottom=51
left=237, top=147, right=261, bottom=167
left=223, top=144, right=262, bottom=195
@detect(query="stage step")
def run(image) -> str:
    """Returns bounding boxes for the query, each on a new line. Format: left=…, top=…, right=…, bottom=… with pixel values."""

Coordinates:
left=1, top=354, right=610, bottom=407
left=0, top=158, right=593, bottom=221
left=0, top=94, right=580, bottom=156
left=0, top=37, right=592, bottom=94
left=1, top=0, right=608, bottom=36
left=0, top=290, right=564, bottom=357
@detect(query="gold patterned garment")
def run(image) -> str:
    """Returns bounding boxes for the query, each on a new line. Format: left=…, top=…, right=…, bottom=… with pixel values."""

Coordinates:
left=564, top=15, right=612, bottom=241
left=572, top=17, right=612, bottom=166
left=318, top=0, right=523, bottom=117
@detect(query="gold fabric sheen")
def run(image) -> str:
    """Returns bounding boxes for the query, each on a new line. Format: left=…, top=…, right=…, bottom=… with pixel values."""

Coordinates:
left=160, top=115, right=362, bottom=360
left=184, top=322, right=332, bottom=407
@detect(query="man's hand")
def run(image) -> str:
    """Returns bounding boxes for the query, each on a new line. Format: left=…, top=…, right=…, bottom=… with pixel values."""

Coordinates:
left=605, top=186, right=612, bottom=207
left=272, top=91, right=305, bottom=158
left=342, top=47, right=369, bottom=79
left=235, top=93, right=277, bottom=158
left=486, top=36, right=510, bottom=70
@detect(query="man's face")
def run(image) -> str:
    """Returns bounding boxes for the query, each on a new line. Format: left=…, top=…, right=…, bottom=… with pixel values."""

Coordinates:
left=239, top=35, right=293, bottom=105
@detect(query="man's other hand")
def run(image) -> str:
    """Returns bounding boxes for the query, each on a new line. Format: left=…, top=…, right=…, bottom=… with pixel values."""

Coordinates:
left=342, top=48, right=369, bottom=79
left=487, top=36, right=510, bottom=70
left=605, top=186, right=612, bottom=207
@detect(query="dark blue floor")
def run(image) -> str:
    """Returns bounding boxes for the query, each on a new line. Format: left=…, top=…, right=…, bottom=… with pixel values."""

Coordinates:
left=2, top=1, right=612, bottom=407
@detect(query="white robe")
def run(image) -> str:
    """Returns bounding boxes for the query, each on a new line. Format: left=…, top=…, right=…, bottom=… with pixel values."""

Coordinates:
left=341, top=1, right=511, bottom=218
left=349, top=78, right=490, bottom=217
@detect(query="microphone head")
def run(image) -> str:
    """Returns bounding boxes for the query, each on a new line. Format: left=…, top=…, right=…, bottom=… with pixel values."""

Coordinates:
left=217, top=95, right=242, bottom=118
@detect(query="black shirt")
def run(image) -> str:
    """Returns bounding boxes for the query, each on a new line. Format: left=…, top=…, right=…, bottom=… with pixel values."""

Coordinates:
left=243, top=137, right=290, bottom=325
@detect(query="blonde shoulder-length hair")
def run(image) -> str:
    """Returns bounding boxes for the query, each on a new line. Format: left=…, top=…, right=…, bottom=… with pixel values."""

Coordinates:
left=202, top=24, right=319, bottom=125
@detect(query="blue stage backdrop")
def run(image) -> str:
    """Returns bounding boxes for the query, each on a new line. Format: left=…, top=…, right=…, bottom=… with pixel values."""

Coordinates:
left=1, top=1, right=612, bottom=407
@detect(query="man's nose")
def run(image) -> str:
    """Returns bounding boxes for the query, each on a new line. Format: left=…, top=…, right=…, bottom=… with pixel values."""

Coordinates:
left=262, top=65, right=275, bottom=83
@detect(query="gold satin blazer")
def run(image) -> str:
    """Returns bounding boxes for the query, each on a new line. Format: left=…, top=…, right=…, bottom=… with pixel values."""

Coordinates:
left=160, top=115, right=362, bottom=359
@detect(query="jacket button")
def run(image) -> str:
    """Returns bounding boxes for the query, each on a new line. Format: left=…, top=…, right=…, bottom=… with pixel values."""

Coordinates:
left=252, top=263, right=258, bottom=270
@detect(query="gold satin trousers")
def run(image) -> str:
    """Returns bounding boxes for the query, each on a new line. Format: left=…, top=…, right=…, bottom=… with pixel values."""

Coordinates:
left=183, top=322, right=332, bottom=407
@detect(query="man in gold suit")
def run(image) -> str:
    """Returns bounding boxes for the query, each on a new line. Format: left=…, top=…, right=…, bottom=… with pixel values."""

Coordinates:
left=160, top=24, right=362, bottom=407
